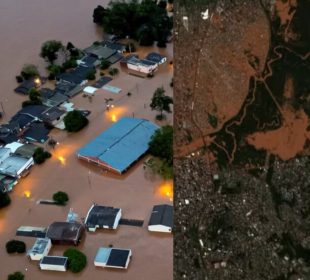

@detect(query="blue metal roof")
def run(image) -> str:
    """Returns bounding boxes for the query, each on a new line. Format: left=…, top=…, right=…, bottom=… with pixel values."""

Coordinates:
left=77, top=117, right=159, bottom=173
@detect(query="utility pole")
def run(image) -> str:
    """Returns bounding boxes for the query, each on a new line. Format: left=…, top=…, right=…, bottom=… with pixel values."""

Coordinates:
left=87, top=170, right=92, bottom=189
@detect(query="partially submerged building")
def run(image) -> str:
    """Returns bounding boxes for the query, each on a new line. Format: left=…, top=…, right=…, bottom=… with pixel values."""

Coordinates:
left=0, top=147, right=34, bottom=178
left=127, top=57, right=158, bottom=74
left=39, top=256, right=68, bottom=272
left=148, top=204, right=173, bottom=233
left=56, top=66, right=93, bottom=86
left=41, top=107, right=67, bottom=127
left=94, top=247, right=132, bottom=269
left=27, top=238, right=52, bottom=261
left=77, top=117, right=159, bottom=174
left=46, top=222, right=85, bottom=246
left=40, top=88, right=68, bottom=107
left=14, top=79, right=36, bottom=95
left=85, top=204, right=122, bottom=232
left=145, top=52, right=167, bottom=65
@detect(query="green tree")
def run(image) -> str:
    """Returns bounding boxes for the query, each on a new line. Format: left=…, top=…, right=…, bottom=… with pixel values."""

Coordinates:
left=8, top=272, right=24, bottom=280
left=64, top=248, right=87, bottom=273
left=28, top=88, right=41, bottom=103
left=150, top=87, right=173, bottom=120
left=149, top=125, right=173, bottom=165
left=137, top=25, right=155, bottom=46
left=53, top=191, right=69, bottom=205
left=86, top=69, right=96, bottom=80
left=6, top=240, right=26, bottom=254
left=0, top=192, right=11, bottom=208
left=92, top=5, right=107, bottom=24
left=100, top=59, right=111, bottom=70
left=21, top=64, right=39, bottom=80
left=108, top=68, right=119, bottom=76
left=33, top=148, right=51, bottom=164
left=62, top=59, right=77, bottom=70
left=40, top=40, right=64, bottom=64
left=64, top=110, right=89, bottom=132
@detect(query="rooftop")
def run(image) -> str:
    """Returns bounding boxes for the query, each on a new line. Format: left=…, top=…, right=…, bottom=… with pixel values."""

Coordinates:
left=46, top=222, right=84, bottom=242
left=85, top=205, right=121, bottom=228
left=77, top=117, right=159, bottom=173
left=149, top=204, right=173, bottom=228
left=28, top=238, right=50, bottom=255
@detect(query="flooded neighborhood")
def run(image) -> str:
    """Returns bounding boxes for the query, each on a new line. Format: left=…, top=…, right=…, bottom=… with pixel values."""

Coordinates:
left=0, top=0, right=173, bottom=279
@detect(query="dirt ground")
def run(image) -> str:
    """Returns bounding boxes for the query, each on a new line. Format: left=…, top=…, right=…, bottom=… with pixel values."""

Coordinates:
left=0, top=1, right=173, bottom=279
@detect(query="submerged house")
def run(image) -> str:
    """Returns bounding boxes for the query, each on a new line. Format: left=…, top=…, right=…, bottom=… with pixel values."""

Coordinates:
left=148, top=204, right=173, bottom=233
left=94, top=247, right=132, bottom=269
left=85, top=204, right=122, bottom=232
left=46, top=221, right=85, bottom=246
left=27, top=238, right=52, bottom=261
left=145, top=52, right=167, bottom=65
left=56, top=66, right=93, bottom=86
left=126, top=57, right=158, bottom=75
left=77, top=117, right=159, bottom=174
left=0, top=147, right=34, bottom=178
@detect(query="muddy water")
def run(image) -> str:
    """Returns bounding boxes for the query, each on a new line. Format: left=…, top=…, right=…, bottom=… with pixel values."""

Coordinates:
left=0, top=1, right=173, bottom=279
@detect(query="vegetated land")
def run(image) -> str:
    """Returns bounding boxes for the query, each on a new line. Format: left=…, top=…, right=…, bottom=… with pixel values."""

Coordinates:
left=174, top=0, right=310, bottom=279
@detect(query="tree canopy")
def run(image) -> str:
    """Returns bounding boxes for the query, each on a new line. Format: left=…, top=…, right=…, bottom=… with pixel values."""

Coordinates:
left=64, top=248, right=87, bottom=273
left=8, top=272, right=24, bottom=280
left=33, top=148, right=51, bottom=164
left=64, top=110, right=89, bottom=132
left=40, top=40, right=64, bottom=64
left=93, top=0, right=172, bottom=47
left=20, top=64, right=39, bottom=80
left=150, top=87, right=173, bottom=120
left=53, top=191, right=69, bottom=205
left=149, top=125, right=173, bottom=165
left=0, top=192, right=11, bottom=209
left=6, top=240, right=26, bottom=254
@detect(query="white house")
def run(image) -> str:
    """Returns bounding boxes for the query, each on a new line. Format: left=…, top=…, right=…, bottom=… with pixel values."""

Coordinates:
left=148, top=204, right=173, bottom=233
left=39, top=256, right=68, bottom=272
left=94, top=247, right=132, bottom=269
left=145, top=52, right=167, bottom=66
left=85, top=204, right=122, bottom=232
left=27, top=238, right=52, bottom=261
left=127, top=57, right=158, bottom=74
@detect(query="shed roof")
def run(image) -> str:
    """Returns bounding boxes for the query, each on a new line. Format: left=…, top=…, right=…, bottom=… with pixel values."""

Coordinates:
left=148, top=204, right=173, bottom=228
left=77, top=117, right=159, bottom=173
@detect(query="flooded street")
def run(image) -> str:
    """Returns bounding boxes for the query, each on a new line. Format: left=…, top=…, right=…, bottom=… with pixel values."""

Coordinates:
left=0, top=1, right=173, bottom=279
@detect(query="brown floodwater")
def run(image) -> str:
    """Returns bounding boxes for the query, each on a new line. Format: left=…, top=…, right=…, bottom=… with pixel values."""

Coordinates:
left=0, top=1, right=173, bottom=279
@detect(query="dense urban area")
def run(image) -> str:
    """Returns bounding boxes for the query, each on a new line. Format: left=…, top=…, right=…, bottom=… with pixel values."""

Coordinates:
left=174, top=0, right=310, bottom=279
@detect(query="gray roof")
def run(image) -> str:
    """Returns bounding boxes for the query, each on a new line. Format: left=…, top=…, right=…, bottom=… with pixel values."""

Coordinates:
left=148, top=204, right=173, bottom=228
left=85, top=205, right=120, bottom=228
left=84, top=45, right=116, bottom=59
left=14, top=143, right=37, bottom=158
left=46, top=222, right=84, bottom=242
left=101, top=41, right=126, bottom=52
left=40, top=256, right=68, bottom=266
left=0, top=155, right=31, bottom=177
left=40, top=88, right=68, bottom=107
left=41, top=107, right=66, bottom=122
left=145, top=52, right=167, bottom=63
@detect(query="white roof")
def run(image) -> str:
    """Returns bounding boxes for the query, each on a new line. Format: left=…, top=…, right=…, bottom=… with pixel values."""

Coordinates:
left=60, top=102, right=75, bottom=112
left=83, top=86, right=98, bottom=94
left=5, top=142, right=24, bottom=153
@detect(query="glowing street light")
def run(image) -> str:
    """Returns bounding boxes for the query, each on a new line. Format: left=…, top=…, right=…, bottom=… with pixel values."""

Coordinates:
left=24, top=191, right=31, bottom=198
left=34, top=77, right=41, bottom=87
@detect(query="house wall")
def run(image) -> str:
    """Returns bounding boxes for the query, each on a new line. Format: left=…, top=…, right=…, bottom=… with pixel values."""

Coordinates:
left=127, top=63, right=157, bottom=73
left=113, top=209, right=122, bottom=229
left=17, top=157, right=34, bottom=177
left=39, top=262, right=67, bottom=272
left=148, top=224, right=172, bottom=233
